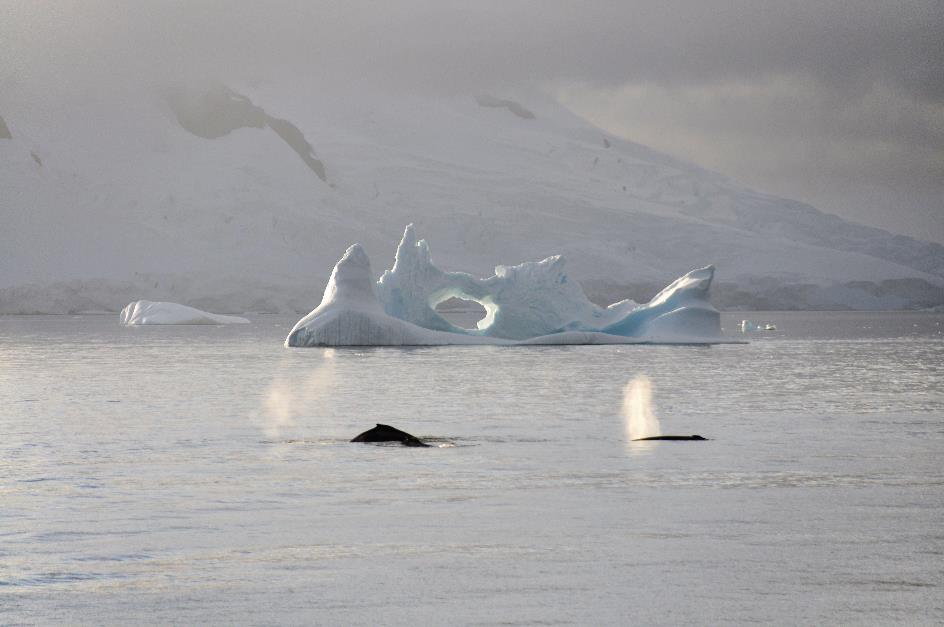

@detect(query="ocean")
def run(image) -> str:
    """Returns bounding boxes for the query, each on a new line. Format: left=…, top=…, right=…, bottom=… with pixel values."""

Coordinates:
left=1, top=312, right=941, bottom=625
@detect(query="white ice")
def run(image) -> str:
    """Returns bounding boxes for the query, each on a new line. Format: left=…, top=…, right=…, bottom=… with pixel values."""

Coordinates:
left=286, top=225, right=732, bottom=346
left=120, top=300, right=250, bottom=325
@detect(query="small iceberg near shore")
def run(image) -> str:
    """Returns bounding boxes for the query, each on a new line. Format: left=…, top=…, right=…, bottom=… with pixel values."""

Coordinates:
left=738, top=320, right=777, bottom=332
left=120, top=300, right=250, bottom=325
left=286, top=225, right=738, bottom=347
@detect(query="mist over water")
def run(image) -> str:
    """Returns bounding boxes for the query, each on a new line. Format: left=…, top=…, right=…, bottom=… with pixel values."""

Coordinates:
left=258, top=350, right=337, bottom=441
left=623, top=374, right=662, bottom=440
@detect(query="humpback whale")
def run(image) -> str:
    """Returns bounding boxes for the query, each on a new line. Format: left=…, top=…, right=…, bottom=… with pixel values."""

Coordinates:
left=632, top=435, right=707, bottom=441
left=351, top=424, right=430, bottom=447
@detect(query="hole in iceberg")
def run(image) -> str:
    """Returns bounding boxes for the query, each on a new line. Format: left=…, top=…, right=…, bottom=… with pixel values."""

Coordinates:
left=434, top=297, right=488, bottom=330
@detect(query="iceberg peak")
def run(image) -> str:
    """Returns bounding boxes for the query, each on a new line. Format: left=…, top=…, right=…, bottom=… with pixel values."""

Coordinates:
left=648, top=265, right=715, bottom=307
left=324, top=243, right=377, bottom=306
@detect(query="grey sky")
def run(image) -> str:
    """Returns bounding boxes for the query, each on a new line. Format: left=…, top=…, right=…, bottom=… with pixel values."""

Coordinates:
left=4, top=1, right=942, bottom=241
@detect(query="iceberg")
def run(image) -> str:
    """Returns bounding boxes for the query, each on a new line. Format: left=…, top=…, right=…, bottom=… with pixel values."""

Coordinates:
left=120, top=300, right=250, bottom=325
left=738, top=319, right=777, bottom=332
left=286, top=225, right=733, bottom=347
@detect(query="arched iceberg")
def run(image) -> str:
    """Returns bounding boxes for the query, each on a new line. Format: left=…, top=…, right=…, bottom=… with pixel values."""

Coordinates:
left=286, top=225, right=731, bottom=346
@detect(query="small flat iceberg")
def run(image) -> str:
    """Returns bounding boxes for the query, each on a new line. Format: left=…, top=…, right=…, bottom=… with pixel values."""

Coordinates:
left=286, top=225, right=739, bottom=347
left=120, top=300, right=250, bottom=325
left=738, top=320, right=777, bottom=332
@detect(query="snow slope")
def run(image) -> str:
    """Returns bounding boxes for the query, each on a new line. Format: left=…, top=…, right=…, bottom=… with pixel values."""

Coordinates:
left=1, top=77, right=942, bottom=313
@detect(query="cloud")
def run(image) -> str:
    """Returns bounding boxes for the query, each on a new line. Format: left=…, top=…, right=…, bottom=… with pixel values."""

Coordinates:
left=4, top=1, right=941, bottom=99
left=557, top=75, right=944, bottom=242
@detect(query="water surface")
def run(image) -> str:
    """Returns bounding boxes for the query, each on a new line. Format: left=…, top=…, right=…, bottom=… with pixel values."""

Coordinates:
left=1, top=312, right=942, bottom=625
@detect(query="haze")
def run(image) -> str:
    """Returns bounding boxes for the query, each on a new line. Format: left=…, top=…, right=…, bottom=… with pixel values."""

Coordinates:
left=3, top=1, right=940, bottom=242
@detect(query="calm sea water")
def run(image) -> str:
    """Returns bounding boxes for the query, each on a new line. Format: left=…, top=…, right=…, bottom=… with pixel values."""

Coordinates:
left=1, top=312, right=942, bottom=625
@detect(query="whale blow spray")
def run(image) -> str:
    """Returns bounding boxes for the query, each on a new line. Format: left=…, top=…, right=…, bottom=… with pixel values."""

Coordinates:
left=623, top=375, right=662, bottom=441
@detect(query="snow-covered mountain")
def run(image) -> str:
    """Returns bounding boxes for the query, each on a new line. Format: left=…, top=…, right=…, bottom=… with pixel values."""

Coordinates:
left=2, top=78, right=942, bottom=313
